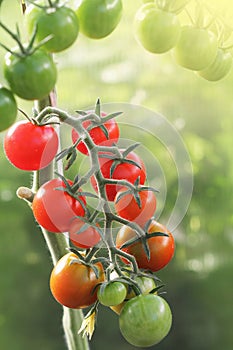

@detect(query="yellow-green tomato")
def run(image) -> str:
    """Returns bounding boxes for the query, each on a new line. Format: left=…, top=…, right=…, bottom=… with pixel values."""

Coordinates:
left=97, top=281, right=127, bottom=306
left=0, top=87, right=17, bottom=132
left=119, top=294, right=172, bottom=347
left=198, top=49, right=232, bottom=81
left=134, top=3, right=181, bottom=54
left=173, top=25, right=218, bottom=71
left=76, top=0, right=123, bottom=39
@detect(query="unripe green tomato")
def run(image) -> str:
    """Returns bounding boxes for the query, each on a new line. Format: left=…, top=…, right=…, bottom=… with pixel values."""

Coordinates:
left=119, top=294, right=172, bottom=347
left=97, top=281, right=127, bottom=306
left=198, top=49, right=232, bottom=81
left=134, top=4, right=181, bottom=54
left=0, top=87, right=17, bottom=132
left=173, top=25, right=218, bottom=71
left=25, top=4, right=79, bottom=53
left=76, top=0, right=123, bottom=39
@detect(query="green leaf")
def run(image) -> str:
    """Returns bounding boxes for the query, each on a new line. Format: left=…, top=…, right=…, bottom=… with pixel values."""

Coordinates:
left=95, top=98, right=101, bottom=117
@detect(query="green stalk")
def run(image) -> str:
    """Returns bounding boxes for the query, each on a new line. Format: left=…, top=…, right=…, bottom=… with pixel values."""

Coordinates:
left=34, top=94, right=89, bottom=350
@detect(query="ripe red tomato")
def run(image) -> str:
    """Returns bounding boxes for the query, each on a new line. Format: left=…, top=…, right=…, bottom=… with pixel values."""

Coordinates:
left=116, top=220, right=175, bottom=271
left=91, top=151, right=147, bottom=201
left=32, top=178, right=86, bottom=233
left=69, top=219, right=101, bottom=249
left=71, top=113, right=119, bottom=155
left=4, top=120, right=58, bottom=171
left=114, top=187, right=156, bottom=227
left=50, top=252, right=105, bottom=309
left=119, top=294, right=172, bottom=347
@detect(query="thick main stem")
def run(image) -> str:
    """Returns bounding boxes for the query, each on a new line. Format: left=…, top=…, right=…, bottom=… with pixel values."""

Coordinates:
left=34, top=94, right=89, bottom=350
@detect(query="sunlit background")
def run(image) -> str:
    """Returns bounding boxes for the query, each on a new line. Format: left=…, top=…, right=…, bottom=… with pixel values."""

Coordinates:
left=0, top=1, right=233, bottom=349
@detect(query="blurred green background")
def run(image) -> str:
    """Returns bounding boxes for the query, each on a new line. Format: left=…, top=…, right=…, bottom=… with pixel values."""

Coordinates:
left=0, top=1, right=233, bottom=349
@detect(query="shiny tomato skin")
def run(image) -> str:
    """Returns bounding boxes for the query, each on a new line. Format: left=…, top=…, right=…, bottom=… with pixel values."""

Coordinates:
left=119, top=294, right=172, bottom=347
left=69, top=219, right=101, bottom=249
left=71, top=113, right=119, bottom=155
left=50, top=252, right=105, bottom=309
left=173, top=25, right=218, bottom=71
left=76, top=0, right=123, bottom=39
left=4, top=120, right=58, bottom=170
left=198, top=48, right=232, bottom=81
left=97, top=281, right=127, bottom=306
left=4, top=48, right=57, bottom=100
left=32, top=178, right=86, bottom=233
left=134, top=4, right=181, bottom=54
left=0, top=86, right=17, bottom=132
left=26, top=5, right=79, bottom=53
left=116, top=220, right=175, bottom=272
left=114, top=187, right=156, bottom=227
left=91, top=151, right=147, bottom=201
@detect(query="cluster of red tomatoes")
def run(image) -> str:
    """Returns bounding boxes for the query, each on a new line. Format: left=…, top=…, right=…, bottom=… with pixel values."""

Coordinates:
left=135, top=0, right=233, bottom=81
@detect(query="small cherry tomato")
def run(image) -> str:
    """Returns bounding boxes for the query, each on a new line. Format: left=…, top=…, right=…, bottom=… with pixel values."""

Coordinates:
left=134, top=4, right=181, bottom=54
left=4, top=48, right=57, bottom=100
left=76, top=0, right=123, bottom=39
left=4, top=120, right=58, bottom=170
left=114, top=187, right=157, bottom=227
left=32, top=178, right=86, bottom=233
left=71, top=112, right=119, bottom=155
left=116, top=220, right=175, bottom=272
left=198, top=48, right=232, bottom=81
left=173, top=25, right=218, bottom=71
left=69, top=219, right=101, bottom=249
left=0, top=86, right=17, bottom=132
left=50, top=252, right=105, bottom=309
left=97, top=281, right=127, bottom=306
left=91, top=151, right=147, bottom=201
left=25, top=4, right=79, bottom=53
left=119, top=294, right=172, bottom=347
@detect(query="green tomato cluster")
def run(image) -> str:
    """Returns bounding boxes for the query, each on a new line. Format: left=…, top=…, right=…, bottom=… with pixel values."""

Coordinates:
left=134, top=1, right=233, bottom=82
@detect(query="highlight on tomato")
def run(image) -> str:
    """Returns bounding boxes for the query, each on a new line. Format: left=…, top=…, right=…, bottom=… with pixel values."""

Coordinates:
left=50, top=252, right=105, bottom=309
left=97, top=281, right=127, bottom=307
left=4, top=120, right=59, bottom=171
left=91, top=150, right=147, bottom=201
left=76, top=0, right=123, bottom=39
left=134, top=3, right=181, bottom=54
left=32, top=178, right=86, bottom=233
left=119, top=294, right=172, bottom=347
left=198, top=48, right=232, bottom=81
left=71, top=112, right=120, bottom=155
left=69, top=218, right=101, bottom=249
left=25, top=4, right=79, bottom=53
left=116, top=220, right=175, bottom=272
left=0, top=86, right=17, bottom=132
left=4, top=47, right=57, bottom=100
left=173, top=25, right=218, bottom=71
left=114, top=186, right=157, bottom=227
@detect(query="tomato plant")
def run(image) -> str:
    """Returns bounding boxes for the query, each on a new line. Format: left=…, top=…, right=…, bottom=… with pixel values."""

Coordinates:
left=0, top=86, right=17, bottom=132
left=4, top=120, right=58, bottom=170
left=32, top=178, right=86, bottom=233
left=97, top=281, right=127, bottom=306
left=173, top=25, right=218, bottom=71
left=72, top=112, right=119, bottom=155
left=114, top=186, right=157, bottom=227
left=4, top=47, right=57, bottom=100
left=69, top=219, right=101, bottom=249
left=50, top=252, right=105, bottom=309
left=134, top=3, right=181, bottom=54
left=119, top=294, right=172, bottom=347
left=25, top=4, right=79, bottom=53
left=116, top=220, right=175, bottom=271
left=91, top=150, right=147, bottom=201
left=198, top=48, right=232, bottom=81
left=76, top=0, right=123, bottom=39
